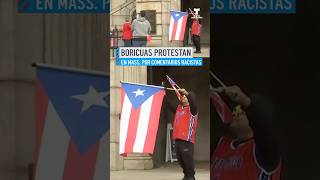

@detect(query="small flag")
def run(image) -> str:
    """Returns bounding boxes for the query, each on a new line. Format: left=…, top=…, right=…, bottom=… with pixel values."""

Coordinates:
left=120, top=82, right=165, bottom=156
left=34, top=66, right=109, bottom=180
left=166, top=75, right=182, bottom=101
left=169, top=11, right=188, bottom=41
left=211, top=92, right=233, bottom=124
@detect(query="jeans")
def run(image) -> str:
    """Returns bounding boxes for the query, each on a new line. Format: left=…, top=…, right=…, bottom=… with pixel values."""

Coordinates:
left=175, top=139, right=195, bottom=179
left=123, top=40, right=132, bottom=47
left=192, top=35, right=201, bottom=52
left=132, top=39, right=147, bottom=47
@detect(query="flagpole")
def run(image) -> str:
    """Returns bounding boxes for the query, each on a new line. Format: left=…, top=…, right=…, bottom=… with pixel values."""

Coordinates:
left=120, top=81, right=168, bottom=89
left=165, top=87, right=177, bottom=91
left=32, top=63, right=109, bottom=77
left=210, top=71, right=226, bottom=88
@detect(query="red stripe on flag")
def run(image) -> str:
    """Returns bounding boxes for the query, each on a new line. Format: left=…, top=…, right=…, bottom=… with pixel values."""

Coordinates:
left=211, top=93, right=233, bottom=124
left=171, top=22, right=178, bottom=41
left=179, top=16, right=188, bottom=41
left=63, top=140, right=99, bottom=180
left=124, top=106, right=141, bottom=154
left=143, top=90, right=165, bottom=154
left=33, top=79, right=49, bottom=177
left=120, top=88, right=125, bottom=110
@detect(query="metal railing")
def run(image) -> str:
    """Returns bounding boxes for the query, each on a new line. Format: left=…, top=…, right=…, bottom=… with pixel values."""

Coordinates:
left=110, top=27, right=123, bottom=57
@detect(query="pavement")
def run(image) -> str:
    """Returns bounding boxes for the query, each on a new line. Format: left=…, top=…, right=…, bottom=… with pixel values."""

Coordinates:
left=111, top=162, right=210, bottom=180
left=192, top=46, right=210, bottom=58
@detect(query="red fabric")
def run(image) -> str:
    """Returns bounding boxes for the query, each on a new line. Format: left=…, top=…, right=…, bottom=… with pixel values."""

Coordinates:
left=147, top=35, right=152, bottom=42
left=191, top=20, right=202, bottom=36
left=122, top=22, right=132, bottom=40
left=211, top=92, right=233, bottom=124
left=211, top=136, right=282, bottom=180
left=173, top=105, right=198, bottom=144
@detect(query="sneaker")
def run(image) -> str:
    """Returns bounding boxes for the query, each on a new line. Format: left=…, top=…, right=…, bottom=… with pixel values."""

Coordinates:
left=183, top=175, right=196, bottom=180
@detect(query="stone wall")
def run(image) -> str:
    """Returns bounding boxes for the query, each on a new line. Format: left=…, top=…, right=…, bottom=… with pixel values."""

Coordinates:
left=0, top=1, right=108, bottom=179
left=110, top=58, right=148, bottom=170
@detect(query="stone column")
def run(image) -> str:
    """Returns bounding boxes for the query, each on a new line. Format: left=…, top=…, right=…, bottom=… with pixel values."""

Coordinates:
left=0, top=0, right=17, bottom=179
left=110, top=57, right=149, bottom=170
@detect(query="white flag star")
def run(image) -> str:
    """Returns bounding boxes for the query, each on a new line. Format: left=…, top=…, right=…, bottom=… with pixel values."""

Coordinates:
left=132, top=88, right=145, bottom=98
left=72, top=86, right=109, bottom=112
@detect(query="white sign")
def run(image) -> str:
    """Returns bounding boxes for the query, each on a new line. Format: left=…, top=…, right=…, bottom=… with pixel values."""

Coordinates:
left=118, top=47, right=193, bottom=59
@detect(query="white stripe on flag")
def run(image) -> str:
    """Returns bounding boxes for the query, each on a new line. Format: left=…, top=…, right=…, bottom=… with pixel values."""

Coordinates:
left=169, top=16, right=174, bottom=41
left=35, top=101, right=70, bottom=180
left=133, top=96, right=153, bottom=153
left=119, top=95, right=132, bottom=154
left=94, top=132, right=109, bottom=180
left=175, top=17, right=183, bottom=40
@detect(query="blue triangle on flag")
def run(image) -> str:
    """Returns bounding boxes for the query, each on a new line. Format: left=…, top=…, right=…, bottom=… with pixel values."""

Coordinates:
left=37, top=67, right=109, bottom=155
left=171, top=11, right=187, bottom=21
left=122, top=82, right=162, bottom=109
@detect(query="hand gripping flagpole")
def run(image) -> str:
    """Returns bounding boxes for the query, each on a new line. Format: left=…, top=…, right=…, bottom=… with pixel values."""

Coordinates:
left=210, top=71, right=243, bottom=115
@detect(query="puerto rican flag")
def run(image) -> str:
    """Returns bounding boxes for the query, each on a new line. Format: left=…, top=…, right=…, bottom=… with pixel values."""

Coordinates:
left=211, top=92, right=233, bottom=124
left=34, top=66, right=109, bottom=180
left=120, top=82, right=165, bottom=156
left=166, top=75, right=182, bottom=101
left=169, top=11, right=188, bottom=41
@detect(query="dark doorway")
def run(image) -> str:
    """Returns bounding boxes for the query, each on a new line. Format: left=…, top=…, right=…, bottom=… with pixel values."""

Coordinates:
left=211, top=1, right=320, bottom=178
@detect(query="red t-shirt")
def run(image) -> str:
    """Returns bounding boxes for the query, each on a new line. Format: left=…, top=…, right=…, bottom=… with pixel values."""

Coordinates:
left=122, top=22, right=132, bottom=40
left=191, top=20, right=202, bottom=36
left=211, top=136, right=281, bottom=180
left=173, top=105, right=198, bottom=143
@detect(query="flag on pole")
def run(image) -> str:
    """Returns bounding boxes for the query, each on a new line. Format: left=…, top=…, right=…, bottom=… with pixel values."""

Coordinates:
left=211, top=92, right=233, bottom=124
left=34, top=65, right=109, bottom=180
left=169, top=11, right=188, bottom=41
left=166, top=75, right=182, bottom=101
left=119, top=82, right=165, bottom=156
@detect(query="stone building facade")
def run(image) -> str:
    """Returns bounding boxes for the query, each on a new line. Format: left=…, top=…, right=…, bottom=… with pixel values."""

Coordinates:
left=110, top=0, right=210, bottom=171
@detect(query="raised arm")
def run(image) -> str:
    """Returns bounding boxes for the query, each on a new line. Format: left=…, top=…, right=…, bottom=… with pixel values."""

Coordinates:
left=178, top=89, right=198, bottom=116
left=223, top=86, right=281, bottom=172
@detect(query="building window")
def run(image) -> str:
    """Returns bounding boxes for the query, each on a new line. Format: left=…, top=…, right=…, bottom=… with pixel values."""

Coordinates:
left=141, top=10, right=156, bottom=34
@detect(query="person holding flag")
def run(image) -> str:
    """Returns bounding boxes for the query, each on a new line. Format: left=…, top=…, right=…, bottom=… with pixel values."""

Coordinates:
left=166, top=76, right=198, bottom=180
left=188, top=8, right=202, bottom=54
left=191, top=18, right=202, bottom=53
left=211, top=85, right=282, bottom=180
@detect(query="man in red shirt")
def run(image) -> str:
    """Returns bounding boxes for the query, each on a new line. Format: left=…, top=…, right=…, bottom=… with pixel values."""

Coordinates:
left=211, top=86, right=281, bottom=180
left=170, top=89, right=198, bottom=180
left=121, top=17, right=132, bottom=47
left=191, top=18, right=202, bottom=53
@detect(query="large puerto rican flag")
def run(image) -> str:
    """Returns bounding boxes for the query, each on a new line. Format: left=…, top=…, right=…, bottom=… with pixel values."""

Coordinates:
left=169, top=10, right=188, bottom=41
left=119, top=82, right=165, bottom=156
left=34, top=65, right=109, bottom=180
